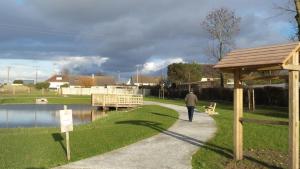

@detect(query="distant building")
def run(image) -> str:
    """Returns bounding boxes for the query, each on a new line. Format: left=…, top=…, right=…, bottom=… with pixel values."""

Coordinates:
left=46, top=75, right=69, bottom=89
left=68, top=75, right=116, bottom=88
left=46, top=74, right=116, bottom=89
left=127, top=75, right=162, bottom=86
left=23, top=80, right=35, bottom=85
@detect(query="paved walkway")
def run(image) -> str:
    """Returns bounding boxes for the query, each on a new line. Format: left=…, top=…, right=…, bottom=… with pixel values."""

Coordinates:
left=54, top=101, right=217, bottom=169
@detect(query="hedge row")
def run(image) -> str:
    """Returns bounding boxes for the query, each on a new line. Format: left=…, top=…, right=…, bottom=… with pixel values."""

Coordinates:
left=151, top=86, right=289, bottom=107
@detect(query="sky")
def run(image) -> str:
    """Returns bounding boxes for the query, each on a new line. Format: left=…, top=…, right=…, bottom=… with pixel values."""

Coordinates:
left=0, top=0, right=296, bottom=83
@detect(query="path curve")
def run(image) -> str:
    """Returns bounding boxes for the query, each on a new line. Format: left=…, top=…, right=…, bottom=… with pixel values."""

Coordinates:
left=54, top=101, right=217, bottom=169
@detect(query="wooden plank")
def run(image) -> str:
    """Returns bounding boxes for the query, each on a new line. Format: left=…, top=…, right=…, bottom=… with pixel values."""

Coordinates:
left=228, top=48, right=293, bottom=56
left=92, top=94, right=143, bottom=107
left=216, top=65, right=283, bottom=73
left=230, top=42, right=299, bottom=54
left=282, top=64, right=300, bottom=71
left=252, top=89, right=255, bottom=111
left=215, top=60, right=284, bottom=69
left=219, top=56, right=285, bottom=63
left=234, top=69, right=243, bottom=161
left=216, top=59, right=284, bottom=67
left=288, top=51, right=299, bottom=169
left=225, top=51, right=290, bottom=60
left=215, top=42, right=300, bottom=70
left=66, top=131, right=71, bottom=161
left=219, top=57, right=285, bottom=65
left=241, top=75, right=288, bottom=81
left=240, top=118, right=288, bottom=126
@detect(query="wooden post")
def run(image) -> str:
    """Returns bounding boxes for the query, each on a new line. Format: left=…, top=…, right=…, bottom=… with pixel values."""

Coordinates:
left=64, top=105, right=71, bottom=161
left=288, top=52, right=299, bottom=169
left=234, top=69, right=243, bottom=161
left=12, top=86, right=15, bottom=95
left=247, top=88, right=255, bottom=112
left=66, top=131, right=71, bottom=161
left=102, top=95, right=106, bottom=110
left=248, top=88, right=250, bottom=111
left=252, top=88, right=255, bottom=111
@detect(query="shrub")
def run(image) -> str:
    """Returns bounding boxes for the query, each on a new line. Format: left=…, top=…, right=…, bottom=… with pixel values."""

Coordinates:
left=35, top=82, right=50, bottom=89
left=13, top=80, right=23, bottom=84
left=154, top=86, right=289, bottom=107
left=60, top=83, right=69, bottom=88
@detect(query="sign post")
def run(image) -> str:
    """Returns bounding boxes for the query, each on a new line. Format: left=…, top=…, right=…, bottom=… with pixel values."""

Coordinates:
left=60, top=105, right=73, bottom=161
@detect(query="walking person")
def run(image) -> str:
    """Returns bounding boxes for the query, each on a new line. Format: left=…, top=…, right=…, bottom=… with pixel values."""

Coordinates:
left=185, top=89, right=198, bottom=122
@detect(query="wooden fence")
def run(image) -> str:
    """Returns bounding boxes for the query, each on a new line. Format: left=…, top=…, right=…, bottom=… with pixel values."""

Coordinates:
left=61, top=87, right=139, bottom=95
left=92, top=94, right=143, bottom=108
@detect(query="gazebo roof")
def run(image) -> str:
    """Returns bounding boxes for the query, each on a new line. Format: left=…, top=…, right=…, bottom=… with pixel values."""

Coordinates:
left=214, top=42, right=300, bottom=71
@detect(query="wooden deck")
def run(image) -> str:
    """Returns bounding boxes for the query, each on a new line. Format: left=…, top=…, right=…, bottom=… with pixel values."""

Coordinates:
left=92, top=94, right=143, bottom=108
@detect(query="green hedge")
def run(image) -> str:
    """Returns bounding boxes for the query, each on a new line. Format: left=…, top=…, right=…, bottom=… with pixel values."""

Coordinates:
left=153, top=86, right=289, bottom=107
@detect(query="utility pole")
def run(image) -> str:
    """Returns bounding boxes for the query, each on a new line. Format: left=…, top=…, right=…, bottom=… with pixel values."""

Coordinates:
left=188, top=72, right=191, bottom=92
left=7, top=66, right=11, bottom=85
left=53, top=63, right=57, bottom=75
left=34, top=66, right=39, bottom=84
left=136, top=66, right=139, bottom=85
left=118, top=71, right=120, bottom=83
left=136, top=65, right=142, bottom=86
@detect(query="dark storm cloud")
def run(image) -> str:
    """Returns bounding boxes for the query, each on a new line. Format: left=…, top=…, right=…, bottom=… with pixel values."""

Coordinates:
left=0, top=0, right=294, bottom=74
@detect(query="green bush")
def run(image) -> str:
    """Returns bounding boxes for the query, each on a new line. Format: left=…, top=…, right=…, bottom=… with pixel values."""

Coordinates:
left=60, top=83, right=69, bottom=88
left=13, top=80, right=23, bottom=84
left=35, top=82, right=50, bottom=89
left=158, top=86, right=289, bottom=107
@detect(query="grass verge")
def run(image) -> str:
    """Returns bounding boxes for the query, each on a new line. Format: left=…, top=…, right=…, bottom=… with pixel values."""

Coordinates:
left=0, top=105, right=178, bottom=169
left=0, top=95, right=91, bottom=105
left=145, top=97, right=291, bottom=169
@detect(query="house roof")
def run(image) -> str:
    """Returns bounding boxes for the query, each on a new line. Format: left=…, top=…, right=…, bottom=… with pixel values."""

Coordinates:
left=69, top=75, right=116, bottom=86
left=46, top=75, right=69, bottom=82
left=94, top=76, right=116, bottom=86
left=131, top=75, right=162, bottom=84
left=214, top=42, right=300, bottom=71
left=47, top=75, right=116, bottom=86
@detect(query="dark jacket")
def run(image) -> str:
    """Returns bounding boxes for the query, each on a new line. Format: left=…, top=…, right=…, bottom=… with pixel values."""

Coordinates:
left=185, top=92, right=198, bottom=107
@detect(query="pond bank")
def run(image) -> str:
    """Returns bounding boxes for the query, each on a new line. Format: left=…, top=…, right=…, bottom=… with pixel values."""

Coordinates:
left=0, top=105, right=178, bottom=169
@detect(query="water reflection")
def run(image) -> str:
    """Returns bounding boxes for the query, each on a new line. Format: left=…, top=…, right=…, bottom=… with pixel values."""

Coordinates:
left=0, top=104, right=106, bottom=128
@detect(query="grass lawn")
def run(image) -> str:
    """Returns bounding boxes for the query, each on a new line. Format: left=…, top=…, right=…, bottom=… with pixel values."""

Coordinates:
left=0, top=105, right=178, bottom=169
left=145, top=97, right=291, bottom=169
left=0, top=95, right=91, bottom=105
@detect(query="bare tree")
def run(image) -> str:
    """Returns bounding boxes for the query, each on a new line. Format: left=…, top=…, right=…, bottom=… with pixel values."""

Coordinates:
left=276, top=0, right=300, bottom=40
left=294, top=0, right=300, bottom=40
left=202, top=7, right=241, bottom=87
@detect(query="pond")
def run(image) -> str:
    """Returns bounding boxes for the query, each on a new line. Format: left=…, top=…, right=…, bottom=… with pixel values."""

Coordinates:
left=0, top=104, right=106, bottom=128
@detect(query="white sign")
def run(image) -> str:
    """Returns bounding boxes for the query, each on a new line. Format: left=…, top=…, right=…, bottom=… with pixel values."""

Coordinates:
left=60, top=109, right=73, bottom=133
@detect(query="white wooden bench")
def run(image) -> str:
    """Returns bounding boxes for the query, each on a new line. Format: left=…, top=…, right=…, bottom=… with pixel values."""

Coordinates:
left=204, top=102, right=218, bottom=115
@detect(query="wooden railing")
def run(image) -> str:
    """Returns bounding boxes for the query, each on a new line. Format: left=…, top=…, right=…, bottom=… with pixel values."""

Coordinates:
left=92, top=94, right=143, bottom=107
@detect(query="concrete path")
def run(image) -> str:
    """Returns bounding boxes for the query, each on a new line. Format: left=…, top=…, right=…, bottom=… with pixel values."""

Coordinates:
left=54, top=101, right=217, bottom=169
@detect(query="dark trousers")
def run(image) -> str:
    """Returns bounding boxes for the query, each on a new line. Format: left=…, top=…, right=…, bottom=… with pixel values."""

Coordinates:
left=187, top=106, right=194, bottom=122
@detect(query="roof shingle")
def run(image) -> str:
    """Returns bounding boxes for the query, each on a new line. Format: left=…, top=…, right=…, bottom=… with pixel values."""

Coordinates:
left=214, top=42, right=300, bottom=70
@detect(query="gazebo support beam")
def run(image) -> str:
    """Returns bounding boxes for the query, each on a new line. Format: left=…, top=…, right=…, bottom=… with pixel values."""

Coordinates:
left=234, top=69, right=243, bottom=160
left=288, top=52, right=299, bottom=169
left=282, top=64, right=300, bottom=71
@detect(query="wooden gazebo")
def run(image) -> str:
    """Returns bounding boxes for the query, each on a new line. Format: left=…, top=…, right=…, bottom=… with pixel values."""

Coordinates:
left=214, top=42, right=300, bottom=169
